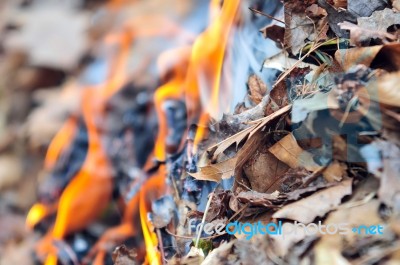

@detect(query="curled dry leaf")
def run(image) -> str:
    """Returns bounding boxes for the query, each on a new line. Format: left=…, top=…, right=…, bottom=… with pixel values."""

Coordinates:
left=247, top=74, right=267, bottom=105
left=272, top=179, right=352, bottom=223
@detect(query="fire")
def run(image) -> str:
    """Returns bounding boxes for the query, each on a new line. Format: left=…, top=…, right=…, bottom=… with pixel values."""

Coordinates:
left=33, top=29, right=132, bottom=265
left=185, top=0, right=239, bottom=117
left=139, top=168, right=166, bottom=265
left=26, top=203, right=53, bottom=229
left=30, top=0, right=242, bottom=264
left=141, top=1, right=240, bottom=262
left=44, top=116, right=77, bottom=170
left=185, top=0, right=240, bottom=150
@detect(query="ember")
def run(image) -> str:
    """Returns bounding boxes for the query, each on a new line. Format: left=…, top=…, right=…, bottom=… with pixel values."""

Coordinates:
left=1, top=0, right=400, bottom=265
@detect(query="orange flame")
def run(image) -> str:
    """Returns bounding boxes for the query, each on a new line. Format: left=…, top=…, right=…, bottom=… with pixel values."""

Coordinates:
left=33, top=0, right=241, bottom=264
left=139, top=168, right=166, bottom=265
left=185, top=0, right=239, bottom=116
left=37, top=30, right=133, bottom=265
left=185, top=0, right=240, bottom=150
left=141, top=1, right=241, bottom=261
left=44, top=117, right=78, bottom=170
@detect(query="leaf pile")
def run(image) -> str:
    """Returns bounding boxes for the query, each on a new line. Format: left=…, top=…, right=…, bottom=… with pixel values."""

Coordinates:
left=167, top=1, right=400, bottom=264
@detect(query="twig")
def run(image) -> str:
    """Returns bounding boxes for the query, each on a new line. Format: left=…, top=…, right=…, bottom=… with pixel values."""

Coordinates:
left=249, top=7, right=286, bottom=25
left=195, top=192, right=214, bottom=248
left=156, top=228, right=166, bottom=265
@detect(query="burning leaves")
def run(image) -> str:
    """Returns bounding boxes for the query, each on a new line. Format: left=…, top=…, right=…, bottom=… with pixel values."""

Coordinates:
left=0, top=0, right=398, bottom=264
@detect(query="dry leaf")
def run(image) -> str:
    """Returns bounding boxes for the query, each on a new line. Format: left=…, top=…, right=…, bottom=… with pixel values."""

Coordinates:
left=338, top=21, right=396, bottom=46
left=374, top=141, right=400, bottom=208
left=323, top=161, right=347, bottom=182
left=3, top=4, right=89, bottom=70
left=270, top=222, right=308, bottom=257
left=314, top=199, right=385, bottom=265
left=268, top=133, right=322, bottom=172
left=202, top=241, right=234, bottom=265
left=335, top=43, right=400, bottom=71
left=207, top=125, right=256, bottom=161
left=235, top=190, right=284, bottom=208
left=272, top=180, right=352, bottom=223
left=207, top=105, right=292, bottom=161
left=394, top=0, right=400, bottom=11
left=189, top=157, right=237, bottom=182
left=372, top=71, right=400, bottom=107
left=358, top=8, right=400, bottom=33
left=247, top=75, right=267, bottom=105
left=263, top=51, right=318, bottom=72
left=318, top=0, right=356, bottom=38
left=243, top=149, right=289, bottom=193
left=347, top=0, right=388, bottom=17
left=260, top=24, right=285, bottom=44
left=284, top=13, right=315, bottom=55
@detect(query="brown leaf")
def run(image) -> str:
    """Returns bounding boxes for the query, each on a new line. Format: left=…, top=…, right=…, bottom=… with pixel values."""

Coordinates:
left=189, top=157, right=237, bottom=182
left=272, top=180, right=352, bottom=223
left=260, top=24, right=285, bottom=44
left=314, top=199, right=384, bottom=265
left=236, top=190, right=284, bottom=208
left=335, top=43, right=400, bottom=71
left=247, top=74, right=267, bottom=105
left=306, top=4, right=327, bottom=17
left=206, top=125, right=256, bottom=161
left=207, top=105, right=292, bottom=161
left=243, top=148, right=289, bottom=193
left=268, top=133, right=322, bottom=172
left=371, top=71, right=400, bottom=107
left=323, top=161, right=347, bottom=182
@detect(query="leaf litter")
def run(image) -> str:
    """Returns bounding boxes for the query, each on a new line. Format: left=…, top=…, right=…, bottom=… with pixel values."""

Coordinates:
left=175, top=0, right=400, bottom=264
